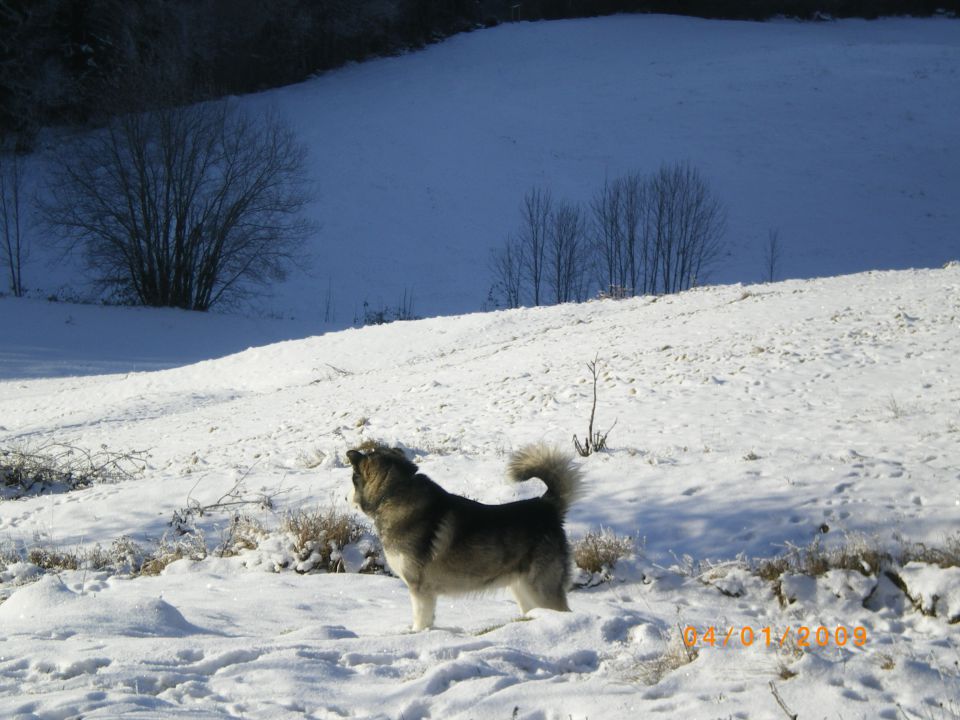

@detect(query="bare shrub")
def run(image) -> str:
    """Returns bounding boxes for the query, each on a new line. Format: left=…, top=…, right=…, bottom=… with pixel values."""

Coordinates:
left=281, top=506, right=365, bottom=573
left=140, top=531, right=208, bottom=576
left=756, top=554, right=793, bottom=583
left=26, top=546, right=82, bottom=571
left=573, top=528, right=634, bottom=579
left=7, top=535, right=147, bottom=577
left=357, top=289, right=420, bottom=326
left=217, top=514, right=268, bottom=557
left=573, top=355, right=616, bottom=457
left=898, top=532, right=960, bottom=569
left=0, top=541, right=18, bottom=569
left=41, top=99, right=314, bottom=310
left=90, top=536, right=147, bottom=575
left=170, top=468, right=286, bottom=533
left=754, top=535, right=893, bottom=582
left=1, top=442, right=148, bottom=499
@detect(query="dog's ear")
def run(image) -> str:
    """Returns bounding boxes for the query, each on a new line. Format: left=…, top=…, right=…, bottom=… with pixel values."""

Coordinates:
left=346, top=449, right=364, bottom=468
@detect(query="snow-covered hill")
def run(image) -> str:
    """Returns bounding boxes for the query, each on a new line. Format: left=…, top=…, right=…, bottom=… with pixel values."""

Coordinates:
left=18, top=14, right=960, bottom=323
left=2, top=266, right=958, bottom=718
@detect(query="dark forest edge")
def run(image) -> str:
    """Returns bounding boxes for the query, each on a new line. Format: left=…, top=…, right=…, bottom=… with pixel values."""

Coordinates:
left=1, top=0, right=958, bottom=144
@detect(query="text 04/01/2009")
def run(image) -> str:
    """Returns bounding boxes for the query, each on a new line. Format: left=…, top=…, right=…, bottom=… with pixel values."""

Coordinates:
left=682, top=625, right=868, bottom=649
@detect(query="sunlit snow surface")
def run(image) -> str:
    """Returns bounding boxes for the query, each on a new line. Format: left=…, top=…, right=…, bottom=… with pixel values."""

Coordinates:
left=2, top=265, right=959, bottom=718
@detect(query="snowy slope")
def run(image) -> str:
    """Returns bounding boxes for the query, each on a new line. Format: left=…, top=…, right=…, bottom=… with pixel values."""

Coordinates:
left=18, top=14, right=960, bottom=323
left=1, top=266, right=959, bottom=718
left=0, top=297, right=326, bottom=380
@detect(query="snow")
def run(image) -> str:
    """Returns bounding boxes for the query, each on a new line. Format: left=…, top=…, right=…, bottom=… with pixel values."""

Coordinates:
left=15, top=14, right=960, bottom=325
left=2, top=13, right=960, bottom=720
left=899, top=563, right=960, bottom=622
left=2, top=265, right=959, bottom=718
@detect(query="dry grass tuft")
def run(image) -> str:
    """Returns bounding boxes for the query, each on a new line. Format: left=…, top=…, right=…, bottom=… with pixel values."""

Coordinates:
left=777, top=661, right=798, bottom=680
left=217, top=514, right=268, bottom=557
left=26, top=546, right=82, bottom=571
left=5, top=536, right=148, bottom=577
left=755, top=535, right=893, bottom=582
left=139, top=532, right=208, bottom=576
left=1, top=442, right=147, bottom=499
left=0, top=542, right=19, bottom=570
left=282, top=506, right=365, bottom=573
left=899, top=533, right=960, bottom=569
left=877, top=653, right=896, bottom=671
left=756, top=532, right=960, bottom=590
left=629, top=628, right=699, bottom=685
left=572, top=528, right=635, bottom=577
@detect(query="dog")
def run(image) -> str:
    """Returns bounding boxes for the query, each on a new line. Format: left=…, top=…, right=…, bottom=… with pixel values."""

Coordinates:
left=346, top=444, right=581, bottom=630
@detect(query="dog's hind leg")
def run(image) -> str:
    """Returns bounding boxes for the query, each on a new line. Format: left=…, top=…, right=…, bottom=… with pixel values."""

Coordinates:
left=409, top=590, right=437, bottom=631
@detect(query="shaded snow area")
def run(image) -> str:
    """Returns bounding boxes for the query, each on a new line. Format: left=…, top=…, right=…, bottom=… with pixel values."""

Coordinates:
left=2, top=267, right=959, bottom=718
left=19, top=15, right=960, bottom=322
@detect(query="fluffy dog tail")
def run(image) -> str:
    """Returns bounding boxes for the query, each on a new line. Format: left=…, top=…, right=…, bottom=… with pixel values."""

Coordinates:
left=508, top=444, right=582, bottom=517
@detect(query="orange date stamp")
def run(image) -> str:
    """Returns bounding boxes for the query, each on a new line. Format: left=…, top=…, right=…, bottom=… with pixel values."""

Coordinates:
left=682, top=625, right=868, bottom=649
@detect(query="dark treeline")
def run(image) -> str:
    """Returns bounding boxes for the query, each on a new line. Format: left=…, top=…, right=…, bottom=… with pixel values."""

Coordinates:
left=1, top=0, right=488, bottom=141
left=2, top=0, right=957, bottom=141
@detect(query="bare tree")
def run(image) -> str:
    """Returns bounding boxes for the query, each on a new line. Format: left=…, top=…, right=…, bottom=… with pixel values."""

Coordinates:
left=592, top=165, right=723, bottom=298
left=547, top=199, right=588, bottom=304
left=591, top=176, right=625, bottom=297
left=41, top=100, right=314, bottom=310
left=493, top=162, right=724, bottom=308
left=763, top=228, right=782, bottom=283
left=0, top=140, right=26, bottom=296
left=620, top=172, right=645, bottom=294
left=491, top=188, right=589, bottom=308
left=518, top=186, right=552, bottom=306
left=591, top=172, right=645, bottom=297
left=489, top=233, right=524, bottom=309
left=644, top=162, right=725, bottom=294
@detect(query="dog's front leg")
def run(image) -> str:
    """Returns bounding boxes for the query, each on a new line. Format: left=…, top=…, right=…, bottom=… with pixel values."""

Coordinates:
left=409, top=590, right=437, bottom=631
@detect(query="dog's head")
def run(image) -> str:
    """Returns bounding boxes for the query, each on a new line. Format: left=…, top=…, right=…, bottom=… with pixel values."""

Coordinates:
left=346, top=446, right=419, bottom=517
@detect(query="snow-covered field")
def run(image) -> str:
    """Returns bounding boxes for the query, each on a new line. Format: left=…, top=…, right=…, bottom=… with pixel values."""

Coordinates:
left=3, top=12, right=959, bottom=719
left=2, top=265, right=959, bottom=719
left=19, top=14, right=960, bottom=323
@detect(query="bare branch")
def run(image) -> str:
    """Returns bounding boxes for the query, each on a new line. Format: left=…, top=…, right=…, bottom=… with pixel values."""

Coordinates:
left=574, top=354, right=616, bottom=457
left=768, top=681, right=799, bottom=720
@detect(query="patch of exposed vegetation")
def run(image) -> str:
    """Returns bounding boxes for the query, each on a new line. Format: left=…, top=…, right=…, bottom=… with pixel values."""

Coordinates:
left=1, top=443, right=148, bottom=500
left=572, top=528, right=635, bottom=586
left=280, top=506, right=371, bottom=573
